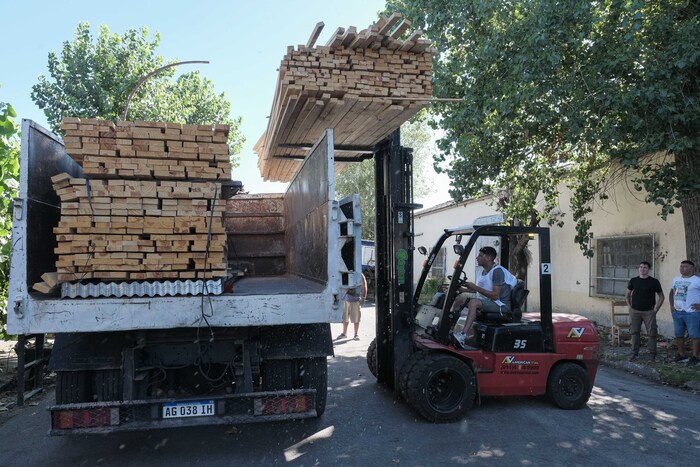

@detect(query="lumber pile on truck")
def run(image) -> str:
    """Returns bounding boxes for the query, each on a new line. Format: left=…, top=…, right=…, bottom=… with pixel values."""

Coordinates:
left=255, top=13, right=434, bottom=182
left=35, top=118, right=230, bottom=288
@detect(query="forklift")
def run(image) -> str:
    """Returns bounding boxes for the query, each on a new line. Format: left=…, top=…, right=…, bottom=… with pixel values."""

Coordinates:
left=368, top=130, right=600, bottom=422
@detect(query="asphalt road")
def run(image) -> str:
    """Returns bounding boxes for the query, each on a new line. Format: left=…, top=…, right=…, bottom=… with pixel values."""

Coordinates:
left=1, top=305, right=699, bottom=466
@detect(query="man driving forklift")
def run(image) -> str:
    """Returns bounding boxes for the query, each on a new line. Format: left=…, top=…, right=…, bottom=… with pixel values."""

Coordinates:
left=450, top=246, right=518, bottom=341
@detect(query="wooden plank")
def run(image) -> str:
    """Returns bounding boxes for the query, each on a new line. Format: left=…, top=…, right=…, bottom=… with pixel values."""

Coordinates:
left=306, top=21, right=325, bottom=49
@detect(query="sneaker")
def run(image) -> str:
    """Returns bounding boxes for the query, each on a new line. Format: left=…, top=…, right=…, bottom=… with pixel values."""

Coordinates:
left=336, top=333, right=347, bottom=339
left=688, top=356, right=700, bottom=366
left=628, top=354, right=638, bottom=362
left=353, top=335, right=359, bottom=341
left=674, top=354, right=689, bottom=363
left=647, top=355, right=656, bottom=363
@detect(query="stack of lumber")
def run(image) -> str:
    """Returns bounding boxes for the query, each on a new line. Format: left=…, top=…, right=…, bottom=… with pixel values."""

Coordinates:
left=255, top=13, right=435, bottom=182
left=40, top=118, right=231, bottom=286
left=61, top=118, right=231, bottom=181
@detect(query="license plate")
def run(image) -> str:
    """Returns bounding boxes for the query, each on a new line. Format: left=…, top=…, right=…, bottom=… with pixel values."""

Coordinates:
left=162, top=400, right=215, bottom=419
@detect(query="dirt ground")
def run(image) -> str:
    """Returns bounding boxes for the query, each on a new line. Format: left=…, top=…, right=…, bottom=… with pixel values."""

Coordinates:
left=1, top=325, right=699, bottom=426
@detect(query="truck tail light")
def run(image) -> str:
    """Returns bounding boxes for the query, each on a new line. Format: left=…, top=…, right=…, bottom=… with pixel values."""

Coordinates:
left=52, top=408, right=119, bottom=430
left=255, top=394, right=312, bottom=416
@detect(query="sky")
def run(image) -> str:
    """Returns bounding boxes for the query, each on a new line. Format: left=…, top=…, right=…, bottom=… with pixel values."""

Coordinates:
left=2, top=0, right=451, bottom=206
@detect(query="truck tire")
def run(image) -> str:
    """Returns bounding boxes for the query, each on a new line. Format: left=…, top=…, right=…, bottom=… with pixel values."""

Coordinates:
left=366, top=338, right=378, bottom=378
left=93, top=369, right=123, bottom=402
left=547, top=362, right=592, bottom=410
left=300, top=357, right=328, bottom=417
left=405, top=353, right=476, bottom=423
left=262, top=359, right=295, bottom=391
left=56, top=370, right=89, bottom=405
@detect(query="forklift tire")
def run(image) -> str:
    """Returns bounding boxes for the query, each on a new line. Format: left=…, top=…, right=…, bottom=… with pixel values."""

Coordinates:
left=405, top=353, right=476, bottom=423
left=398, top=351, right=431, bottom=401
left=56, top=370, right=89, bottom=405
left=366, top=338, right=378, bottom=378
left=547, top=362, right=592, bottom=410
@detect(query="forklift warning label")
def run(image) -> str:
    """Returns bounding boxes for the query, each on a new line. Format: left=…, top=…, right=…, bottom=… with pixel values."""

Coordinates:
left=500, top=356, right=540, bottom=374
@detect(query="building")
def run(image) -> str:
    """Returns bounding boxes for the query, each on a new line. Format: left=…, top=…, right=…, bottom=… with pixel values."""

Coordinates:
left=413, top=176, right=687, bottom=338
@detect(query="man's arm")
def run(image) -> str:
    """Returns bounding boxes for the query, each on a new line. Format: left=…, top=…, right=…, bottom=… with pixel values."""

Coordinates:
left=654, top=291, right=664, bottom=312
left=464, top=282, right=501, bottom=300
left=625, top=288, right=633, bottom=307
left=669, top=288, right=675, bottom=312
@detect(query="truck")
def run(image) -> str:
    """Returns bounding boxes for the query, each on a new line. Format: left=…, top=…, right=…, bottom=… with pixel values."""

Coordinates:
left=8, top=122, right=363, bottom=434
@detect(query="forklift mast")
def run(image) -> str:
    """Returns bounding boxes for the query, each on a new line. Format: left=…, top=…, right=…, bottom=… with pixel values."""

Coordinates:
left=373, top=129, right=421, bottom=390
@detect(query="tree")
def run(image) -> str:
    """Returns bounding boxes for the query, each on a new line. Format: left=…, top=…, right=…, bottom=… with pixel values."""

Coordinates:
left=388, top=0, right=700, bottom=261
left=31, top=22, right=244, bottom=161
left=335, top=110, right=438, bottom=240
left=0, top=96, right=20, bottom=339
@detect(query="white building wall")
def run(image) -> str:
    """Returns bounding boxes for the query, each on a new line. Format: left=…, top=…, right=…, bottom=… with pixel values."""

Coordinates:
left=413, top=176, right=686, bottom=338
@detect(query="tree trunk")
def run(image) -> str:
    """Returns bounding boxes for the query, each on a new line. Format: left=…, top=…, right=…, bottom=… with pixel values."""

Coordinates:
left=677, top=151, right=700, bottom=263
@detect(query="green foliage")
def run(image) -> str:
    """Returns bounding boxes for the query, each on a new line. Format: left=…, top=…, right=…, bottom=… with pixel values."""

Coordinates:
left=0, top=96, right=20, bottom=340
left=334, top=110, right=438, bottom=240
left=31, top=22, right=244, bottom=162
left=419, top=277, right=445, bottom=303
left=388, top=0, right=700, bottom=257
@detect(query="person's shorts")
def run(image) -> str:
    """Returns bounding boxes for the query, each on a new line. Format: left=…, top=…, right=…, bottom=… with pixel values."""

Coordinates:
left=479, top=298, right=509, bottom=315
left=343, top=300, right=361, bottom=323
left=672, top=311, right=700, bottom=339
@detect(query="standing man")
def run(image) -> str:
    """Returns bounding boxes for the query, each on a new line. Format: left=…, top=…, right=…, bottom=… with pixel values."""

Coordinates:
left=338, top=272, right=367, bottom=341
left=669, top=260, right=700, bottom=365
left=626, top=261, right=664, bottom=362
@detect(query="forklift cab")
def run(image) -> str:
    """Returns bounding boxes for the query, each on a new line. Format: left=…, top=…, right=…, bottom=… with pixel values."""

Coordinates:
left=413, top=225, right=554, bottom=354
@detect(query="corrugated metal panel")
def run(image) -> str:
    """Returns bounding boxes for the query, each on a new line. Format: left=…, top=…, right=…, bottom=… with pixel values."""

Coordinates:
left=61, top=279, right=223, bottom=299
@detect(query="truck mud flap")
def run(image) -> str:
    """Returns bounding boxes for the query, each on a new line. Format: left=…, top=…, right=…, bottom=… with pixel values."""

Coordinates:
left=49, top=389, right=317, bottom=435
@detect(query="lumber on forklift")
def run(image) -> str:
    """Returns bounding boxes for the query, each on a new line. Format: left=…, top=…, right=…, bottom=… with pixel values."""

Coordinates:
left=366, top=138, right=600, bottom=423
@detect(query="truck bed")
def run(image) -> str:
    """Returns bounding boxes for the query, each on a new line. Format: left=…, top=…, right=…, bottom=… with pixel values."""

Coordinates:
left=8, top=121, right=362, bottom=334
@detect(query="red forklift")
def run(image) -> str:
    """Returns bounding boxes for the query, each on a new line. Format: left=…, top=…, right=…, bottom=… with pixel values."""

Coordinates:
left=367, top=131, right=600, bottom=422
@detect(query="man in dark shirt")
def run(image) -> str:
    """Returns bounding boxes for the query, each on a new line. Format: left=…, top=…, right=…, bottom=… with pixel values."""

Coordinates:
left=626, top=261, right=664, bottom=362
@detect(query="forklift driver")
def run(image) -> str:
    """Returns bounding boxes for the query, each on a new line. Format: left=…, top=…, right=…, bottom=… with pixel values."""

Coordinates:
left=451, top=246, right=518, bottom=337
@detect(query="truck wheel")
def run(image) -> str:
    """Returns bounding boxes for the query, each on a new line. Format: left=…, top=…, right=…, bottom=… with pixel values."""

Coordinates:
left=366, top=338, right=378, bottom=378
left=547, top=362, right=592, bottom=410
left=405, top=353, right=476, bottom=423
left=398, top=351, right=430, bottom=401
left=299, top=357, right=328, bottom=416
left=93, top=369, right=122, bottom=402
left=56, top=370, right=89, bottom=405
left=262, top=359, right=295, bottom=391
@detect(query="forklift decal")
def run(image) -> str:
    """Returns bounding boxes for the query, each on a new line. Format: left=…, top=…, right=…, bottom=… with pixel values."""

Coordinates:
left=396, top=249, right=408, bottom=285
left=500, top=356, right=540, bottom=374
left=567, top=327, right=586, bottom=339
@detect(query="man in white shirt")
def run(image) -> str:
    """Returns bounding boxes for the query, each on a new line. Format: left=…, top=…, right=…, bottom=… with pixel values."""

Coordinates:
left=451, top=246, right=517, bottom=337
left=669, top=260, right=700, bottom=365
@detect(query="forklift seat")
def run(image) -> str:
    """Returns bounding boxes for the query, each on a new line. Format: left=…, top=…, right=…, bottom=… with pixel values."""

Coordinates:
left=476, top=280, right=529, bottom=324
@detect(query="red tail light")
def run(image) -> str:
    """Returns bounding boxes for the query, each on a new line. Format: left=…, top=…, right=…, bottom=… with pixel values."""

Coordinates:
left=52, top=408, right=118, bottom=430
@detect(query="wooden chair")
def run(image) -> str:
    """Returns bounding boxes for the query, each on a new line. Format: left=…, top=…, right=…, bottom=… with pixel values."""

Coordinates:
left=610, top=300, right=631, bottom=346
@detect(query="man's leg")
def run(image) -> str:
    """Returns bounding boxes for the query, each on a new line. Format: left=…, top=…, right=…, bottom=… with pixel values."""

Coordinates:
left=463, top=299, right=481, bottom=336
left=353, top=322, right=360, bottom=338
left=672, top=312, right=686, bottom=359
left=629, top=308, right=642, bottom=358
left=642, top=310, right=657, bottom=358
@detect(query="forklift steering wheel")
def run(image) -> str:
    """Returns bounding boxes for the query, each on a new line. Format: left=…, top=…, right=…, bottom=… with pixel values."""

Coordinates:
left=447, top=271, right=468, bottom=288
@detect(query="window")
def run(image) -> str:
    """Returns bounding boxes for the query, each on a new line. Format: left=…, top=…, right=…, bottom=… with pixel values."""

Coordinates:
left=591, top=234, right=654, bottom=297
left=430, top=248, right=447, bottom=279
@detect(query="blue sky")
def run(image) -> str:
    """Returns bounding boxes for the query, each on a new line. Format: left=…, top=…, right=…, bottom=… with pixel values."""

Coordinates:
left=2, top=0, right=450, bottom=204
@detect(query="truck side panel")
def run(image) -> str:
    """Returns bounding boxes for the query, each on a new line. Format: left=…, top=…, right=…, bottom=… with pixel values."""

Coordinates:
left=8, top=125, right=359, bottom=334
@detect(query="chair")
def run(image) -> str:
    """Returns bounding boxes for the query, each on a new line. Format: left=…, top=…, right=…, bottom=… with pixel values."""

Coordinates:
left=610, top=300, right=630, bottom=346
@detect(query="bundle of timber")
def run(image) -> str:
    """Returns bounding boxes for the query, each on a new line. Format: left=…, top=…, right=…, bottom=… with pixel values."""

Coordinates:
left=60, top=118, right=231, bottom=181
left=32, top=118, right=233, bottom=290
left=255, top=13, right=434, bottom=182
left=49, top=174, right=227, bottom=283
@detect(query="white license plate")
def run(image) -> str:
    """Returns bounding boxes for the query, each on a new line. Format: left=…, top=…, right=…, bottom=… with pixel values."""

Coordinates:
left=162, top=400, right=215, bottom=419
